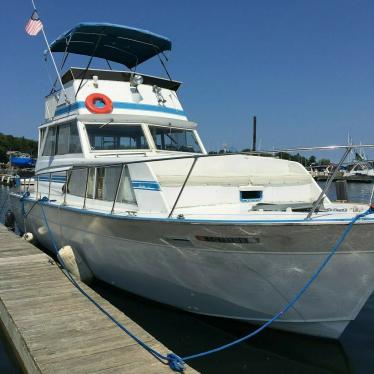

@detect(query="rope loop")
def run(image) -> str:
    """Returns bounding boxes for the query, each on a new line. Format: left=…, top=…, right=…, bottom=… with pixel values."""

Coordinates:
left=167, top=353, right=185, bottom=372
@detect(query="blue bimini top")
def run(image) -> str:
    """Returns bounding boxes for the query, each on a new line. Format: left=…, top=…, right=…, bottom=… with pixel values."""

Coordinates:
left=50, top=23, right=172, bottom=68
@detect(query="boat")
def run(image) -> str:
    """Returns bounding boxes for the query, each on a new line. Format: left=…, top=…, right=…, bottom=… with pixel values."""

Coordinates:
left=9, top=23, right=374, bottom=339
left=343, top=161, right=374, bottom=178
left=8, top=151, right=36, bottom=168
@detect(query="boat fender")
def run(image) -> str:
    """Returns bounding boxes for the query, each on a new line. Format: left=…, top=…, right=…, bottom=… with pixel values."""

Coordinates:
left=85, top=93, right=113, bottom=114
left=4, top=210, right=15, bottom=231
left=23, top=232, right=34, bottom=243
left=58, top=245, right=94, bottom=285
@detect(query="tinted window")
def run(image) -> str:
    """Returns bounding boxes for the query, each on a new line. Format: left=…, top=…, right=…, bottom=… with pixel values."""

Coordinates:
left=56, top=122, right=82, bottom=155
left=39, top=128, right=47, bottom=155
left=67, top=169, right=87, bottom=197
left=42, top=127, right=57, bottom=156
left=149, top=126, right=201, bottom=153
left=96, top=166, right=122, bottom=201
left=116, top=166, right=137, bottom=205
left=68, top=165, right=137, bottom=205
left=86, top=124, right=148, bottom=151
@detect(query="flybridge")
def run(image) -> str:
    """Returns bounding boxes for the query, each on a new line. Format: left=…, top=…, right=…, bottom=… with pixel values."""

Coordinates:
left=44, top=23, right=186, bottom=122
left=50, top=23, right=172, bottom=68
left=44, top=68, right=186, bottom=121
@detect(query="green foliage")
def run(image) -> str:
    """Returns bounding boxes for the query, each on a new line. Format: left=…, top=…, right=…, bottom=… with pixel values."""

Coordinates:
left=274, top=152, right=330, bottom=166
left=318, top=158, right=331, bottom=165
left=238, top=149, right=330, bottom=166
left=0, top=133, right=38, bottom=164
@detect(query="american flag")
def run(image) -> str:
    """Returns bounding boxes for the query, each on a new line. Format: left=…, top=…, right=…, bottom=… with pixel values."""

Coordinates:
left=25, top=10, right=43, bottom=36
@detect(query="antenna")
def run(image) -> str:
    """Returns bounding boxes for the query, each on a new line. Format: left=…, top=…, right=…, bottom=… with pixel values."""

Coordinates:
left=252, top=116, right=257, bottom=152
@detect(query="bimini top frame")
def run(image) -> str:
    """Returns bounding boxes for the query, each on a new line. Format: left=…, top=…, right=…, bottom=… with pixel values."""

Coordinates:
left=50, top=23, right=172, bottom=69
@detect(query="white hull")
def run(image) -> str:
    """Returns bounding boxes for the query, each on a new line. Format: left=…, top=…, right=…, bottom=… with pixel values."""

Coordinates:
left=11, top=194, right=374, bottom=339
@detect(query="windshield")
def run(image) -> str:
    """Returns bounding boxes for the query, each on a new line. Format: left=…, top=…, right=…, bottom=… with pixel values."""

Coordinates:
left=149, top=126, right=202, bottom=153
left=86, top=124, right=148, bottom=151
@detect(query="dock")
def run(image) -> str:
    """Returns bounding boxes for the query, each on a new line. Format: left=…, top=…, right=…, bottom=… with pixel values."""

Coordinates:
left=0, top=224, right=197, bottom=373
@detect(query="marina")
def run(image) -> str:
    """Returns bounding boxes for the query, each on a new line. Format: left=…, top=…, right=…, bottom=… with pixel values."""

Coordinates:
left=0, top=214, right=196, bottom=373
left=7, top=20, right=374, bottom=342
left=1, top=1, right=374, bottom=373
left=2, top=184, right=374, bottom=373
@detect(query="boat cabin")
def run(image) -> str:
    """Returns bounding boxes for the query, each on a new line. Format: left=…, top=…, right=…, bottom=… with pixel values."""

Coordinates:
left=37, top=23, right=205, bottom=173
left=34, top=23, right=324, bottom=217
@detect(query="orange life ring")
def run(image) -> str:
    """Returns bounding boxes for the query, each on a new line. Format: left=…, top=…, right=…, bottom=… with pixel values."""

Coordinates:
left=85, top=93, right=113, bottom=114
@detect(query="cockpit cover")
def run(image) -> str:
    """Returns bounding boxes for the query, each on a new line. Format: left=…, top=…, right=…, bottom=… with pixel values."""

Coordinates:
left=49, top=23, right=171, bottom=68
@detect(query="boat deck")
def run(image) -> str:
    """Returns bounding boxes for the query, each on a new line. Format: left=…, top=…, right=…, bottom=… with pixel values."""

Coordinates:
left=0, top=224, right=197, bottom=373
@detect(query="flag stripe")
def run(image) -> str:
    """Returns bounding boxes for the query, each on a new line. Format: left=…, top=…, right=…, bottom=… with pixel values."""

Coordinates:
left=25, top=11, right=43, bottom=36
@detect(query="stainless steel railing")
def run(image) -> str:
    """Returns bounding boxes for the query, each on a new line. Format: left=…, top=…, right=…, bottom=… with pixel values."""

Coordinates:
left=28, top=144, right=374, bottom=219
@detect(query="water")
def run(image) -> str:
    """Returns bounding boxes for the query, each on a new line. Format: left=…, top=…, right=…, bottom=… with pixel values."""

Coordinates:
left=1, top=184, right=374, bottom=373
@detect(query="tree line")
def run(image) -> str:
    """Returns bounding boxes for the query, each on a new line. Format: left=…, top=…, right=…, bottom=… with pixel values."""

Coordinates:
left=0, top=133, right=38, bottom=163
left=209, top=149, right=331, bottom=166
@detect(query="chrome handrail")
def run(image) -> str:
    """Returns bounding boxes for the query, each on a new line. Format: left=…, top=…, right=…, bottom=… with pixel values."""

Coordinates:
left=168, top=157, right=198, bottom=218
left=306, top=147, right=352, bottom=219
left=33, top=143, right=374, bottom=218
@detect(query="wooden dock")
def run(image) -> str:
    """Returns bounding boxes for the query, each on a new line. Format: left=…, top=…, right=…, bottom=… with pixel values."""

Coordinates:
left=0, top=224, right=197, bottom=373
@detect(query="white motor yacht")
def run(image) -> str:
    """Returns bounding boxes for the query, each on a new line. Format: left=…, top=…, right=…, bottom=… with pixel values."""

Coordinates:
left=9, top=23, right=374, bottom=339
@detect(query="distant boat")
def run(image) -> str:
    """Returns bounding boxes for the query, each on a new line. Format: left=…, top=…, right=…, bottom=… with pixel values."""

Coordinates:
left=9, top=154, right=36, bottom=168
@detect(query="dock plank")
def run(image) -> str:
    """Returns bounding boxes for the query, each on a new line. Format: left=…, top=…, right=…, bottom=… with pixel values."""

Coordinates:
left=0, top=224, right=197, bottom=373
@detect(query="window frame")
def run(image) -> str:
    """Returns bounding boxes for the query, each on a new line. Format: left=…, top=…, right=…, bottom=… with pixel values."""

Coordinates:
left=147, top=124, right=204, bottom=154
left=83, top=122, right=151, bottom=154
left=41, top=120, right=83, bottom=157
left=67, top=165, right=138, bottom=207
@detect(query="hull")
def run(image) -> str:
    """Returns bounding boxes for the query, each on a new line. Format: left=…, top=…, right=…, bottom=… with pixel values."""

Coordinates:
left=10, top=156, right=36, bottom=168
left=10, top=194, right=374, bottom=339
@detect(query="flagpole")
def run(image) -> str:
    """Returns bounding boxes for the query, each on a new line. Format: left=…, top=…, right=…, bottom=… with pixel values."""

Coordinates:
left=30, top=0, right=70, bottom=104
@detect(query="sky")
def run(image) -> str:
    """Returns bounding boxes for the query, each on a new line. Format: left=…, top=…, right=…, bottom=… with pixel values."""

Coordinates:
left=1, top=0, right=373, bottom=159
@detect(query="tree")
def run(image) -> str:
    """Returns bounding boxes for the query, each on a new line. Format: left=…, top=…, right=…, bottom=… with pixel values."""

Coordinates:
left=0, top=133, right=38, bottom=164
left=319, top=158, right=331, bottom=165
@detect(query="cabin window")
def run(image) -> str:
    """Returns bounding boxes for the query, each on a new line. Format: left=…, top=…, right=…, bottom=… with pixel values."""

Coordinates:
left=42, top=121, right=82, bottom=156
left=86, top=167, right=96, bottom=199
left=116, top=166, right=137, bottom=205
left=66, top=165, right=137, bottom=205
left=149, top=126, right=201, bottom=153
left=94, top=165, right=136, bottom=204
left=39, top=128, right=47, bottom=155
left=95, top=166, right=122, bottom=201
left=56, top=122, right=82, bottom=155
left=67, top=169, right=87, bottom=197
left=85, top=124, right=148, bottom=151
left=42, top=127, right=57, bottom=156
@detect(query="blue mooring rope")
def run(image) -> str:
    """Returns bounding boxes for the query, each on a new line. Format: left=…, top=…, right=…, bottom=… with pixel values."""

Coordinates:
left=0, top=197, right=8, bottom=216
left=21, top=193, right=374, bottom=372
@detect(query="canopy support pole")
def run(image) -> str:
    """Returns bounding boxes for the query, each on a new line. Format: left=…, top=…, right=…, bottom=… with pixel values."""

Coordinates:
left=158, top=54, right=173, bottom=81
left=75, top=34, right=104, bottom=98
left=41, top=28, right=70, bottom=104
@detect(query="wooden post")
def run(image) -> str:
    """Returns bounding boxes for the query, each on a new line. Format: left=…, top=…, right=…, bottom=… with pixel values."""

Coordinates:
left=252, top=116, right=257, bottom=152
